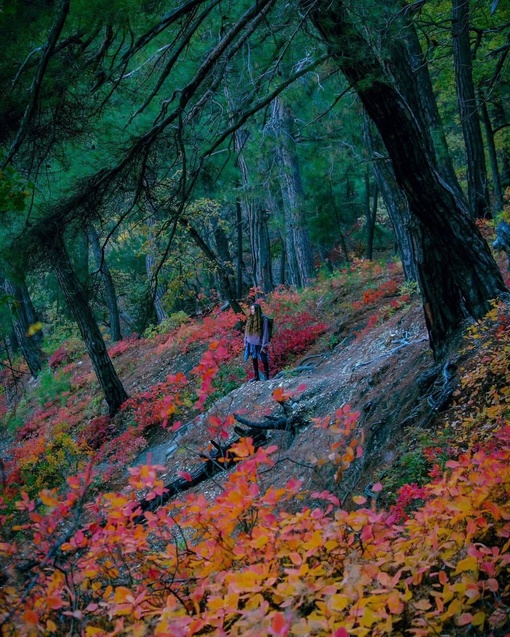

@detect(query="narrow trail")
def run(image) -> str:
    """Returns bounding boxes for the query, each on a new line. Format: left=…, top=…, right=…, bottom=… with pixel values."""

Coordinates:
left=134, top=303, right=449, bottom=508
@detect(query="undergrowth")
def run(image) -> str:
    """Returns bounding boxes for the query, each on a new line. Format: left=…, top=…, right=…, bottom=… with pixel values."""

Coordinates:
left=1, top=258, right=509, bottom=635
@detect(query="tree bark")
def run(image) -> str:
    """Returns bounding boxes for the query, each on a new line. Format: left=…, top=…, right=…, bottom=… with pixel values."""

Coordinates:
left=51, top=236, right=128, bottom=416
left=452, top=0, right=491, bottom=218
left=178, top=215, right=243, bottom=314
left=272, top=97, right=315, bottom=288
left=234, top=128, right=274, bottom=294
left=3, top=277, right=46, bottom=377
left=364, top=169, right=377, bottom=261
left=402, top=20, right=465, bottom=202
left=88, top=224, right=123, bottom=342
left=309, top=0, right=506, bottom=358
left=363, top=115, right=418, bottom=281
left=145, top=214, right=168, bottom=325
left=479, top=91, right=503, bottom=212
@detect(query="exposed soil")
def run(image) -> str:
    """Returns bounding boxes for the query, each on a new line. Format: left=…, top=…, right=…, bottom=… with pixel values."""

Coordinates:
left=130, top=300, right=457, bottom=510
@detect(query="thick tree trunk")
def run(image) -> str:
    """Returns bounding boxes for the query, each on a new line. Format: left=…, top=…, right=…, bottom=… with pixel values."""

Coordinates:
left=3, top=277, right=46, bottom=377
left=309, top=0, right=506, bottom=358
left=452, top=0, right=491, bottom=218
left=272, top=97, right=315, bottom=287
left=52, top=237, right=128, bottom=416
left=88, top=224, right=123, bottom=342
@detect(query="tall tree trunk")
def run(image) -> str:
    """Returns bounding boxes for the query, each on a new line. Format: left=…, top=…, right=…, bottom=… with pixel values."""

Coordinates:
left=309, top=0, right=506, bottom=358
left=364, top=115, right=418, bottom=281
left=235, top=198, right=244, bottom=299
left=479, top=91, right=503, bottom=211
left=145, top=215, right=168, bottom=325
left=3, top=277, right=46, bottom=377
left=364, top=169, right=378, bottom=261
left=234, top=129, right=274, bottom=294
left=403, top=20, right=465, bottom=202
left=51, top=236, right=128, bottom=416
left=88, top=224, right=123, bottom=342
left=452, top=0, right=491, bottom=218
left=212, top=210, right=237, bottom=300
left=272, top=97, right=315, bottom=287
left=19, top=279, right=43, bottom=346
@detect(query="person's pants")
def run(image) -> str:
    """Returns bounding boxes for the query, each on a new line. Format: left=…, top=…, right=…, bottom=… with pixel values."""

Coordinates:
left=252, top=347, right=270, bottom=380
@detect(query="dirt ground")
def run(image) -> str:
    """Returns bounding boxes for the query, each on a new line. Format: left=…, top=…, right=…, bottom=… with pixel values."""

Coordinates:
left=131, top=299, right=458, bottom=510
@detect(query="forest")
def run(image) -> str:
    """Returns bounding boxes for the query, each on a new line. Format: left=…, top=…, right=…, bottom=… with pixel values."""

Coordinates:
left=0, top=0, right=510, bottom=635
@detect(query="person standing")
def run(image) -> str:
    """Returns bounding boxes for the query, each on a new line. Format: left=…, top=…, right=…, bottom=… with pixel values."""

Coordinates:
left=244, top=303, right=270, bottom=381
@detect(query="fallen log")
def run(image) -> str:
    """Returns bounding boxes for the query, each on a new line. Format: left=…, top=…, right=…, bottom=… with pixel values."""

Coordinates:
left=136, top=407, right=309, bottom=522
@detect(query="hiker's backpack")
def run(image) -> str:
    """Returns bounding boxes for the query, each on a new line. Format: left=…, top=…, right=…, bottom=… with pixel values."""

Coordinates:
left=263, top=315, right=274, bottom=341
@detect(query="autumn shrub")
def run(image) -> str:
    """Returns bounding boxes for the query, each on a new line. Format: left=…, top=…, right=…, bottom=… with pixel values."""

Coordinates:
left=16, top=429, right=85, bottom=497
left=108, top=334, right=138, bottom=359
left=77, top=415, right=116, bottom=451
left=1, top=423, right=509, bottom=637
left=121, top=372, right=192, bottom=431
left=143, top=311, right=190, bottom=339
left=48, top=345, right=70, bottom=369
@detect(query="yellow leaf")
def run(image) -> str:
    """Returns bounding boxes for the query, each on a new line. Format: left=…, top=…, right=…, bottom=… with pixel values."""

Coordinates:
left=329, top=594, right=350, bottom=612
left=360, top=606, right=378, bottom=627
left=27, top=322, right=43, bottom=336
left=472, top=611, right=485, bottom=626
left=454, top=556, right=478, bottom=575
left=39, top=490, right=60, bottom=508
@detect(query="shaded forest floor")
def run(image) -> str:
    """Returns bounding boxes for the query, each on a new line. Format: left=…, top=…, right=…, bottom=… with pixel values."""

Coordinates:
left=1, top=251, right=510, bottom=636
left=2, top=251, right=509, bottom=511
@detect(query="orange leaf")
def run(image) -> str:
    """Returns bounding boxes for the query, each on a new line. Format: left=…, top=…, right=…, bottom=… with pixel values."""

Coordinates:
left=270, top=612, right=289, bottom=635
left=22, top=609, right=39, bottom=626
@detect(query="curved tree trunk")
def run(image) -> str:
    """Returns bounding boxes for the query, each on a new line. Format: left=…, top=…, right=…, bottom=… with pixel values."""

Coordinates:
left=52, top=236, right=128, bottom=416
left=309, top=0, right=506, bottom=358
left=452, top=0, right=491, bottom=218
left=88, top=224, right=123, bottom=342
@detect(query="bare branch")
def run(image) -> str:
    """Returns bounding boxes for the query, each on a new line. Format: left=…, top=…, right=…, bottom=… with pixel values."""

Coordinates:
left=4, top=0, right=71, bottom=167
